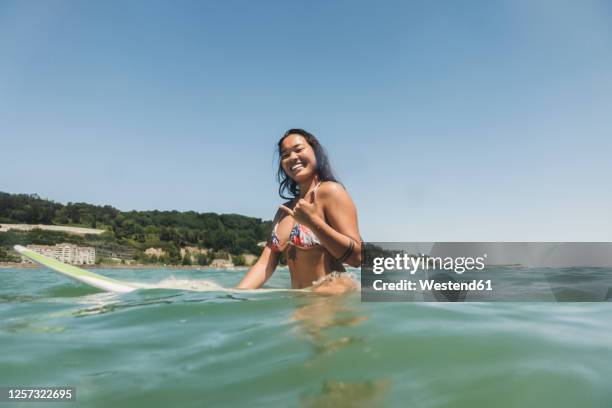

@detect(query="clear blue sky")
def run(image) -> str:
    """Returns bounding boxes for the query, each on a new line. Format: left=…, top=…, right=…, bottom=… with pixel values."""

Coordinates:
left=1, top=0, right=611, bottom=241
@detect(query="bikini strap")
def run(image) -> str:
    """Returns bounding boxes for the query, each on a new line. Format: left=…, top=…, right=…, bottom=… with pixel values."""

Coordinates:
left=310, top=181, right=322, bottom=204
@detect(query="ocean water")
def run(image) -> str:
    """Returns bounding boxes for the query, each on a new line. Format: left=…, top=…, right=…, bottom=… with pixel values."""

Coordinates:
left=1, top=266, right=611, bottom=407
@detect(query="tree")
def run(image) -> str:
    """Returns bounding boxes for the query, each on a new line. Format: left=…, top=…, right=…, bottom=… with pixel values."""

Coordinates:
left=167, top=245, right=181, bottom=264
left=196, top=253, right=208, bottom=266
left=233, top=254, right=246, bottom=266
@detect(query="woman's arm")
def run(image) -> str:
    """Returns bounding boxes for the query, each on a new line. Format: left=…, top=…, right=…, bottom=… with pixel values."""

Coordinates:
left=236, top=208, right=285, bottom=289
left=235, top=244, right=280, bottom=289
left=281, top=182, right=362, bottom=267
left=313, top=183, right=362, bottom=267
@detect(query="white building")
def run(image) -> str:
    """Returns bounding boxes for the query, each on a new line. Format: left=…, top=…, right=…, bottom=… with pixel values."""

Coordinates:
left=22, top=244, right=96, bottom=265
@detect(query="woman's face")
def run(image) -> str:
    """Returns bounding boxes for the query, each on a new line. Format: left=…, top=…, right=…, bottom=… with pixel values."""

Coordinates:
left=280, top=134, right=318, bottom=183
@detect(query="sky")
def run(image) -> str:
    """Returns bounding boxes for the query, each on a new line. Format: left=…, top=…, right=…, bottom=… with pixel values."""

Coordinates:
left=1, top=0, right=611, bottom=241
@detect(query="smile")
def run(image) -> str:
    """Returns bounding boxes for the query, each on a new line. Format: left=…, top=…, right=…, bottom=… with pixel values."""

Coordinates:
left=290, top=163, right=304, bottom=172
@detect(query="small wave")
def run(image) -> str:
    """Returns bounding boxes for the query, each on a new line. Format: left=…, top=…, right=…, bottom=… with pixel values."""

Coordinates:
left=150, top=277, right=310, bottom=293
left=153, top=277, right=227, bottom=292
left=42, top=284, right=100, bottom=298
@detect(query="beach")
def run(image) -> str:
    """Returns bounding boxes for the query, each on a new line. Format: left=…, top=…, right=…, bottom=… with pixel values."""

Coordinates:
left=0, top=262, right=248, bottom=271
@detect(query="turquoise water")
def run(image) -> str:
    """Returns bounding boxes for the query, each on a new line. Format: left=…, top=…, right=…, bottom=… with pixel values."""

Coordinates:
left=1, top=267, right=611, bottom=407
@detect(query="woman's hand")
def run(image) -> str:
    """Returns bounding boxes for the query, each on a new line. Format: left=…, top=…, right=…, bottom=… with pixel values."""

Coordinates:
left=312, top=274, right=359, bottom=295
left=279, top=199, right=320, bottom=229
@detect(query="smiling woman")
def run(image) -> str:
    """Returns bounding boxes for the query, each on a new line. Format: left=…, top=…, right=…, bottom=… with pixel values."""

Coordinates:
left=236, top=129, right=361, bottom=293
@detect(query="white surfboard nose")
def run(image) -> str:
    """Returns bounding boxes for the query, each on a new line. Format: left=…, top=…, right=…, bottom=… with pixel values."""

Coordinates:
left=14, top=245, right=26, bottom=253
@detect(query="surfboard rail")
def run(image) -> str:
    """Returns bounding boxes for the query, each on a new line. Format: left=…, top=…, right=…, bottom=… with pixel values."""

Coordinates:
left=14, top=245, right=141, bottom=293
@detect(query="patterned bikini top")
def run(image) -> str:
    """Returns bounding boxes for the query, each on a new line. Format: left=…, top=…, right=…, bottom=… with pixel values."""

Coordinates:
left=270, top=183, right=322, bottom=252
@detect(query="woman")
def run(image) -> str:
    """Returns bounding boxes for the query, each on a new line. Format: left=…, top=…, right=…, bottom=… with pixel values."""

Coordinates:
left=236, top=129, right=361, bottom=293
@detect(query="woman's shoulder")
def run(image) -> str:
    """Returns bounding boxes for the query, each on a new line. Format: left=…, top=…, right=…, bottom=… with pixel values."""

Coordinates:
left=316, top=181, right=349, bottom=201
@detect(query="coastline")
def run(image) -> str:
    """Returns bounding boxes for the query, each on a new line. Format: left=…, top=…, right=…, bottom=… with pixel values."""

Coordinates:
left=0, top=262, right=248, bottom=271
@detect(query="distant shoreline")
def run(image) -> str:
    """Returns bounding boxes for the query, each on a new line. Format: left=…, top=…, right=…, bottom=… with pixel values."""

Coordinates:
left=0, top=223, right=104, bottom=235
left=0, top=262, right=248, bottom=271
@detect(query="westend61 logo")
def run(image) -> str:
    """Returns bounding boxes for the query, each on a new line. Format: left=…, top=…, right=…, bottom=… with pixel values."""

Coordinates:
left=372, top=253, right=487, bottom=275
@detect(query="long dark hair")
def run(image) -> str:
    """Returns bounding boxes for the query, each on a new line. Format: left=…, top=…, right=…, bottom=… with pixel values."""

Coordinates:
left=277, top=129, right=341, bottom=200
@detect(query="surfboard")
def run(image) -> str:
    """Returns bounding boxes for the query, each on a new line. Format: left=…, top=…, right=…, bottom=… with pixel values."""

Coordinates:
left=13, top=245, right=308, bottom=294
left=14, top=245, right=145, bottom=293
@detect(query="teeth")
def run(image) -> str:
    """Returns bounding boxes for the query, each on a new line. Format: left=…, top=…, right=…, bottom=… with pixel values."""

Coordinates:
left=291, top=164, right=303, bottom=171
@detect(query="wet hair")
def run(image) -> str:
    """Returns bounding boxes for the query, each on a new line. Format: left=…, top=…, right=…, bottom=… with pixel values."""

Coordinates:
left=277, top=129, right=341, bottom=199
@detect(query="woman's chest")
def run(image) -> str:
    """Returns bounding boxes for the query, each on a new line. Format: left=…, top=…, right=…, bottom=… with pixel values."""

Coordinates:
left=275, top=204, right=325, bottom=243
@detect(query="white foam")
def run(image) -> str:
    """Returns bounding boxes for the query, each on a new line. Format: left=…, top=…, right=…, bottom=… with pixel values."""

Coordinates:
left=151, top=277, right=309, bottom=293
left=153, top=277, right=227, bottom=291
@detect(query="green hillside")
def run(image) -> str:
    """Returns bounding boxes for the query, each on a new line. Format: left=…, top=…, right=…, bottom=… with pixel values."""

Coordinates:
left=0, top=192, right=271, bottom=265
